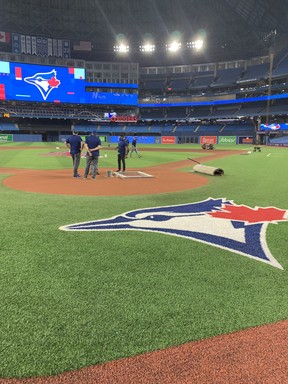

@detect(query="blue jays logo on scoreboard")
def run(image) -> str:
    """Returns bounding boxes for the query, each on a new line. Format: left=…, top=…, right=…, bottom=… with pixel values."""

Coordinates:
left=0, top=61, right=138, bottom=106
left=24, top=69, right=61, bottom=100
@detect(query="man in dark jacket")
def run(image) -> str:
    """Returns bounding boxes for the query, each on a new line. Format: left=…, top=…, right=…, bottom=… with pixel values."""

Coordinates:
left=65, top=130, right=84, bottom=178
left=115, top=135, right=128, bottom=172
left=84, top=131, right=102, bottom=179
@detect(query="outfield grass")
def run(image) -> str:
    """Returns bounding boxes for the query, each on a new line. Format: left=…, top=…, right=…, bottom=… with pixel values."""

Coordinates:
left=0, top=143, right=287, bottom=378
left=0, top=142, right=215, bottom=170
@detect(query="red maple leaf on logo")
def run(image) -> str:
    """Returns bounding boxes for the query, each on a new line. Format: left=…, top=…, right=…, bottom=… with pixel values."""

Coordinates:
left=48, top=76, right=60, bottom=88
left=208, top=204, right=287, bottom=224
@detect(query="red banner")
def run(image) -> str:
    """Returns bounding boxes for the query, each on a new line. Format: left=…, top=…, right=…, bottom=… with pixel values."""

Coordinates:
left=200, top=136, right=217, bottom=145
left=242, top=138, right=253, bottom=144
left=110, top=116, right=138, bottom=123
left=162, top=136, right=176, bottom=144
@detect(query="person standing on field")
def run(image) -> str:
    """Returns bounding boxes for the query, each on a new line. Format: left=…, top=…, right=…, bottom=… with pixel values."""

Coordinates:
left=65, top=130, right=84, bottom=178
left=124, top=136, right=130, bottom=158
left=130, top=137, right=141, bottom=158
left=83, top=131, right=102, bottom=180
left=115, top=135, right=128, bottom=172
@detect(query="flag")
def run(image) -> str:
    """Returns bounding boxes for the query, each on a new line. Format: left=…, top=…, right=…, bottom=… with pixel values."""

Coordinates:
left=73, top=40, right=92, bottom=51
left=0, top=31, right=11, bottom=43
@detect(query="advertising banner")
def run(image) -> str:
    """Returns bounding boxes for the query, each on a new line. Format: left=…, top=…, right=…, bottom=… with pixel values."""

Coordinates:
left=239, top=137, right=253, bottom=144
left=162, top=136, right=176, bottom=144
left=200, top=136, right=217, bottom=145
left=218, top=136, right=236, bottom=144
left=0, top=134, right=13, bottom=142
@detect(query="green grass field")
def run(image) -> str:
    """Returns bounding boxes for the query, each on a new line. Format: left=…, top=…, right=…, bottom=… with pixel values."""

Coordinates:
left=0, top=143, right=288, bottom=378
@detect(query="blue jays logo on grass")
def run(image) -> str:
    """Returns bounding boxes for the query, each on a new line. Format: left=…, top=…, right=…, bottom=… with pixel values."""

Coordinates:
left=59, top=198, right=287, bottom=269
left=24, top=69, right=60, bottom=100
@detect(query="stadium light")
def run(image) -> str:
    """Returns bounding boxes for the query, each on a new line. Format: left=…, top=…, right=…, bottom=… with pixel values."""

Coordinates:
left=139, top=43, right=155, bottom=52
left=166, top=41, right=181, bottom=52
left=114, top=33, right=130, bottom=54
left=187, top=39, right=204, bottom=50
left=113, top=44, right=130, bottom=53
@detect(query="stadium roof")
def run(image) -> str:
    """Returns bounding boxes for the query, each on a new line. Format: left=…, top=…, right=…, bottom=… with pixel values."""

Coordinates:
left=1, top=0, right=288, bottom=65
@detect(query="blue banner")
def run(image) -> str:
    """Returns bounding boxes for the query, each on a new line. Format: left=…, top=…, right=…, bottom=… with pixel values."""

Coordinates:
left=260, top=123, right=288, bottom=131
left=110, top=135, right=155, bottom=144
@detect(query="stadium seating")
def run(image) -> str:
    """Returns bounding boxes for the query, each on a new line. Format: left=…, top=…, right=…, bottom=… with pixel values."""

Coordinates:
left=0, top=122, right=19, bottom=131
left=237, top=63, right=269, bottom=84
left=166, top=107, right=188, bottom=119
left=211, top=68, right=243, bottom=88
left=271, top=53, right=288, bottom=79
left=189, top=73, right=215, bottom=90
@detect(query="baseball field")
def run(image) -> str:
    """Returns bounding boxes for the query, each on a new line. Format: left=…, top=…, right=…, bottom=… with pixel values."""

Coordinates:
left=0, top=142, right=287, bottom=383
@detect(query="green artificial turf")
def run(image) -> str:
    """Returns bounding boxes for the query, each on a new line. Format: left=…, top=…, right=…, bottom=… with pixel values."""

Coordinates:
left=0, top=143, right=288, bottom=378
left=0, top=143, right=209, bottom=170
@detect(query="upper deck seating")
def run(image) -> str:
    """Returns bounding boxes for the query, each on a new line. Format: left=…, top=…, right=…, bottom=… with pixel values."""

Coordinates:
left=188, top=71, right=215, bottom=90
left=140, top=74, right=167, bottom=92
left=211, top=68, right=243, bottom=87
left=271, top=53, right=288, bottom=79
left=237, top=63, right=269, bottom=84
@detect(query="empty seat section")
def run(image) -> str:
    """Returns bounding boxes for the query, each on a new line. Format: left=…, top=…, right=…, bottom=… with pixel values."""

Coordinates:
left=269, top=101, right=288, bottom=114
left=189, top=75, right=214, bottom=90
left=211, top=67, right=243, bottom=87
left=189, top=107, right=212, bottom=119
left=140, top=108, right=164, bottom=120
left=237, top=63, right=269, bottom=83
left=272, top=53, right=288, bottom=78
left=170, top=77, right=190, bottom=91
left=166, top=107, right=188, bottom=119
left=209, top=106, right=240, bottom=118
left=197, top=124, right=222, bottom=133
left=237, top=102, right=266, bottom=116
left=176, top=125, right=198, bottom=133
left=141, top=74, right=166, bottom=92
left=161, top=125, right=176, bottom=133
left=221, top=124, right=255, bottom=135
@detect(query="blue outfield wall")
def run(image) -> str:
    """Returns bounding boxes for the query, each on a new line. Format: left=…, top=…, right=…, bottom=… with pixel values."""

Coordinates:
left=60, top=135, right=155, bottom=144
left=11, top=133, right=254, bottom=144
left=109, top=136, right=155, bottom=144
left=13, top=134, right=42, bottom=142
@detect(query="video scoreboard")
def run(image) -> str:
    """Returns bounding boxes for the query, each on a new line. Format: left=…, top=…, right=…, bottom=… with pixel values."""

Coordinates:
left=0, top=61, right=138, bottom=106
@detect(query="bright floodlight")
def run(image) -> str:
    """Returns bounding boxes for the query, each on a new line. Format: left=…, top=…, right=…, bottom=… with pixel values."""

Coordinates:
left=166, top=41, right=181, bottom=52
left=194, top=39, right=204, bottom=50
left=139, top=43, right=155, bottom=52
left=187, top=39, right=204, bottom=50
left=114, top=44, right=130, bottom=53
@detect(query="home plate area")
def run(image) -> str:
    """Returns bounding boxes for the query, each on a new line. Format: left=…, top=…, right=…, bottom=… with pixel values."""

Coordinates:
left=113, top=170, right=154, bottom=178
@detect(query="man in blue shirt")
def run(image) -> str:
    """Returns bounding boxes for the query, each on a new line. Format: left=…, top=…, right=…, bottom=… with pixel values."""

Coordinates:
left=115, top=135, right=128, bottom=172
left=130, top=137, right=141, bottom=158
left=65, top=131, right=84, bottom=178
left=124, top=136, right=130, bottom=158
left=84, top=131, right=102, bottom=180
